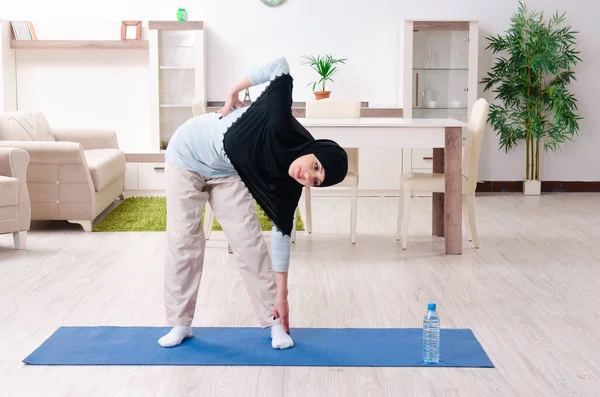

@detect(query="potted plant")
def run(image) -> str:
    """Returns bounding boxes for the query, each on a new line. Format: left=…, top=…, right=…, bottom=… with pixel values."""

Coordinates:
left=480, top=0, right=582, bottom=195
left=301, top=54, right=347, bottom=100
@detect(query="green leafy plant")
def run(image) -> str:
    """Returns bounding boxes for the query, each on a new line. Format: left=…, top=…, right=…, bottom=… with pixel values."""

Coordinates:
left=301, top=54, right=347, bottom=92
left=480, top=0, right=582, bottom=181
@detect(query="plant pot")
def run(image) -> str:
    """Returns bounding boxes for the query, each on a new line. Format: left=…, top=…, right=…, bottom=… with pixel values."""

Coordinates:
left=314, top=91, right=331, bottom=100
left=523, top=179, right=541, bottom=196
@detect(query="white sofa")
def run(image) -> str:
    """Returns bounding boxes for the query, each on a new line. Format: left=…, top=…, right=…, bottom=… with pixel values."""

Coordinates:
left=0, top=147, right=30, bottom=248
left=0, top=111, right=125, bottom=231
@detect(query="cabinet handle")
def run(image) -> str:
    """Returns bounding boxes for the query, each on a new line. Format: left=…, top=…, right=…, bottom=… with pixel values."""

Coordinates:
left=415, top=72, right=419, bottom=107
left=423, top=157, right=433, bottom=160
left=153, top=166, right=165, bottom=170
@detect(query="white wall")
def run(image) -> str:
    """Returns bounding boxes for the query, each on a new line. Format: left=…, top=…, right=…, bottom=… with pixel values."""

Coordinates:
left=2, top=0, right=598, bottom=181
left=13, top=22, right=151, bottom=151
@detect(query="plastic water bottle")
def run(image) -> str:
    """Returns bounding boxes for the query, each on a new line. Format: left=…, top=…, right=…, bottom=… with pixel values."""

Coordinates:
left=422, top=302, right=440, bottom=364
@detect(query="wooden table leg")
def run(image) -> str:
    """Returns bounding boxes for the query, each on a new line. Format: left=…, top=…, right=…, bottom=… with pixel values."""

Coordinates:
left=432, top=148, right=444, bottom=237
left=444, top=127, right=463, bottom=255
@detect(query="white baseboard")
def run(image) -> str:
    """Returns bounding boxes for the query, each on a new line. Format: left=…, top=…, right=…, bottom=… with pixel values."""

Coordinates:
left=124, top=190, right=165, bottom=197
left=124, top=189, right=403, bottom=198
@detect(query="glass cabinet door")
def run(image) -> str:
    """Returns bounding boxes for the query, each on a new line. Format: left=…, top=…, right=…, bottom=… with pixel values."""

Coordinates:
left=411, top=28, right=470, bottom=122
left=158, top=30, right=195, bottom=150
left=149, top=21, right=205, bottom=152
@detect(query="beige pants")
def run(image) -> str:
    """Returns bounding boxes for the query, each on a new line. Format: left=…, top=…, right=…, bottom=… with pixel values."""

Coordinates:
left=164, top=162, right=280, bottom=328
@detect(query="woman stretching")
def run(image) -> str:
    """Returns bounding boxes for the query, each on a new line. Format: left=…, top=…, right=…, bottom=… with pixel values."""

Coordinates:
left=158, top=57, right=348, bottom=349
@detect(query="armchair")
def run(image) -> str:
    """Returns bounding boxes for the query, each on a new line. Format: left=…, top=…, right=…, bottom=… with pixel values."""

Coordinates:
left=0, top=112, right=126, bottom=231
left=0, top=147, right=30, bottom=249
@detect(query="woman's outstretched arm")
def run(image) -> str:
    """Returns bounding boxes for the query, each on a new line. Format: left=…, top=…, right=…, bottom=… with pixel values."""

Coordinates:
left=219, top=57, right=290, bottom=117
left=271, top=225, right=291, bottom=332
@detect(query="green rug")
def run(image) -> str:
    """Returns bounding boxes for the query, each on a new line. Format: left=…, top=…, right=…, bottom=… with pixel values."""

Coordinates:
left=93, top=196, right=304, bottom=232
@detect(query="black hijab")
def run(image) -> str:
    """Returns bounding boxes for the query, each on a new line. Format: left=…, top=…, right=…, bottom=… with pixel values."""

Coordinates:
left=223, top=73, right=348, bottom=236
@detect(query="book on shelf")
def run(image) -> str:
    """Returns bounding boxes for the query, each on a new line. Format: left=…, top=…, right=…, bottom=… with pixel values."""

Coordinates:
left=10, top=21, right=37, bottom=40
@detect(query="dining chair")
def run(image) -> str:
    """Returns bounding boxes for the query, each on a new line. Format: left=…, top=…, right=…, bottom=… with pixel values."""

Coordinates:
left=300, top=97, right=361, bottom=244
left=396, top=98, right=489, bottom=249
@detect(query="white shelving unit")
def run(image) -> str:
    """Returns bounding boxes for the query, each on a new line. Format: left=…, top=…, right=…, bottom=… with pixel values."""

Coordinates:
left=148, top=21, right=206, bottom=152
left=0, top=20, right=17, bottom=113
left=399, top=20, right=478, bottom=196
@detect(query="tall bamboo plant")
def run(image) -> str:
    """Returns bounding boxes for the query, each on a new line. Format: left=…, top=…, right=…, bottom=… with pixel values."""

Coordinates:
left=480, top=0, right=582, bottom=181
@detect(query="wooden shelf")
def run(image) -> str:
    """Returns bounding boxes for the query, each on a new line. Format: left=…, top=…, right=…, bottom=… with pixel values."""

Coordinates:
left=148, top=21, right=204, bottom=30
left=205, top=106, right=404, bottom=118
left=10, top=40, right=149, bottom=50
left=412, top=21, right=470, bottom=31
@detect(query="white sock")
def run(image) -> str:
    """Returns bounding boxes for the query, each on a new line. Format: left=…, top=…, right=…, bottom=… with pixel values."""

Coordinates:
left=271, top=324, right=294, bottom=349
left=158, top=326, right=192, bottom=347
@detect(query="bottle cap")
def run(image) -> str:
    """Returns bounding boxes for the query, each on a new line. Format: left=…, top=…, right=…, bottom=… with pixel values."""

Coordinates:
left=427, top=302, right=436, bottom=310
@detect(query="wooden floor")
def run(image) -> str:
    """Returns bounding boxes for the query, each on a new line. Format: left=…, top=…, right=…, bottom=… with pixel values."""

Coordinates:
left=1, top=193, right=599, bottom=397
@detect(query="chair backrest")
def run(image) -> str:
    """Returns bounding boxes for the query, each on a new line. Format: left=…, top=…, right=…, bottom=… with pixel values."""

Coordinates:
left=305, top=98, right=361, bottom=175
left=305, top=97, right=361, bottom=119
left=462, top=98, right=489, bottom=192
left=0, top=111, right=55, bottom=142
left=192, top=100, right=206, bottom=117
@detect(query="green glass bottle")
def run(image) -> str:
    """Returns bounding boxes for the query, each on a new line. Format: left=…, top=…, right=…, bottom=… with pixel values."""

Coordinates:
left=176, top=8, right=188, bottom=22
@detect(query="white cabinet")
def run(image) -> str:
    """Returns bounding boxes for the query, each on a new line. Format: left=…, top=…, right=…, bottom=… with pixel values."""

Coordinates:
left=124, top=160, right=167, bottom=194
left=148, top=21, right=206, bottom=152
left=400, top=20, right=478, bottom=196
left=401, top=20, right=479, bottom=124
left=124, top=163, right=139, bottom=190
left=411, top=147, right=434, bottom=170
left=137, top=163, right=167, bottom=190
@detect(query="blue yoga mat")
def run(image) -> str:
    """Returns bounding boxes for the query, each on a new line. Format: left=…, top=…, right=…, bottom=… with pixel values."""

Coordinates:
left=23, top=326, right=494, bottom=368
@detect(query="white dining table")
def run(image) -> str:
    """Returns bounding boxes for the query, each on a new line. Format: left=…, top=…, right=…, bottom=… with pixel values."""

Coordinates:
left=296, top=117, right=467, bottom=255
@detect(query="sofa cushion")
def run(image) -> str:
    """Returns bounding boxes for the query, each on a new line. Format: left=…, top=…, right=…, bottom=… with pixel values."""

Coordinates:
left=0, top=112, right=55, bottom=141
left=84, top=149, right=126, bottom=192
left=0, top=175, right=19, bottom=207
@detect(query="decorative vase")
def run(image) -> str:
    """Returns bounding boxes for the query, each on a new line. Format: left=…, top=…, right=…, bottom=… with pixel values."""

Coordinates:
left=314, top=91, right=331, bottom=100
left=177, top=8, right=188, bottom=22
left=523, top=179, right=541, bottom=196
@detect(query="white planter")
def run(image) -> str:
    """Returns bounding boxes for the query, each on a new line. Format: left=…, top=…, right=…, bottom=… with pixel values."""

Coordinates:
left=523, top=179, right=541, bottom=195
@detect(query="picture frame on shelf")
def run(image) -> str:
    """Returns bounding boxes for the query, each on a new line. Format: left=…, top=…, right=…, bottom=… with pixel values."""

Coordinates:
left=121, top=21, right=142, bottom=40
